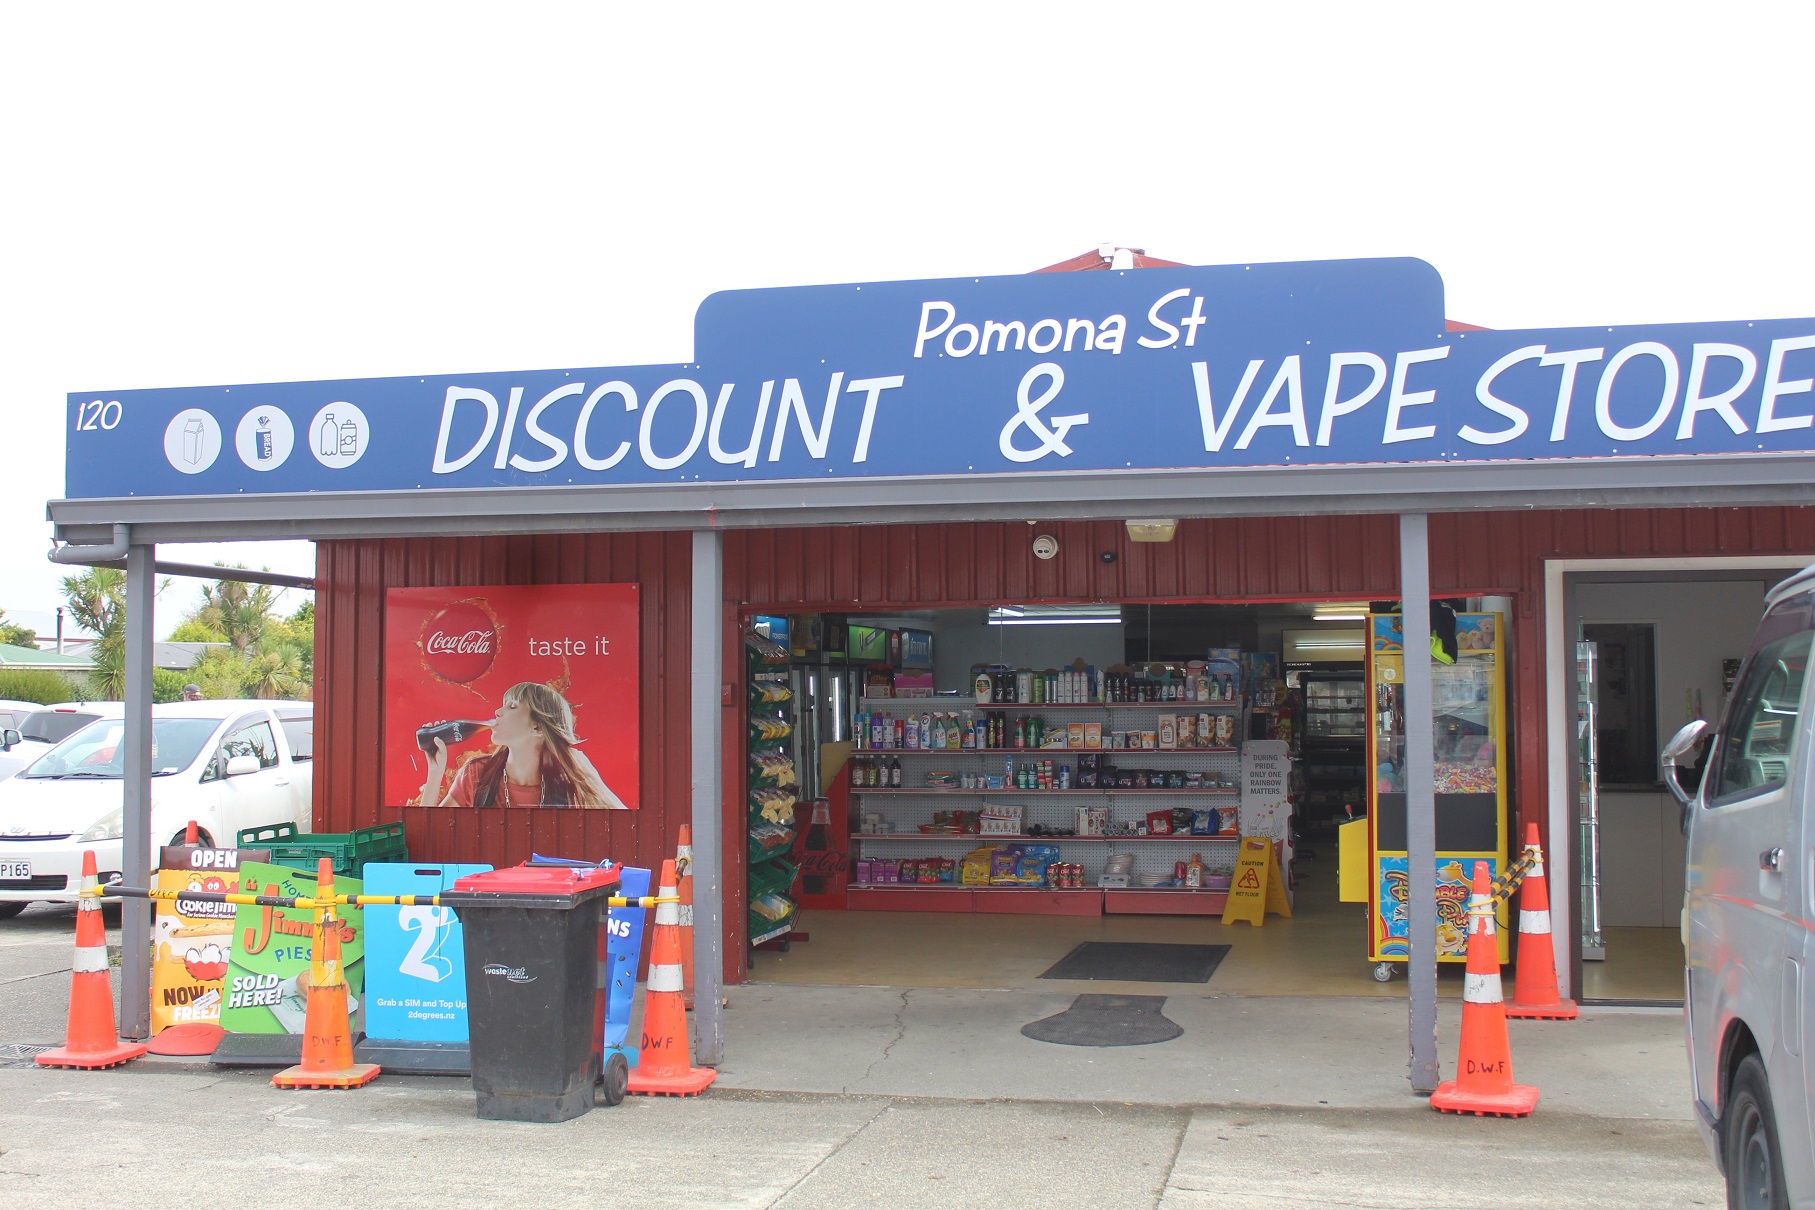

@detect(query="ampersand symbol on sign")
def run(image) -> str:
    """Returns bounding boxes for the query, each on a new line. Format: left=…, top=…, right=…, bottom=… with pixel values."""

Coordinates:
left=999, top=362, right=1090, bottom=463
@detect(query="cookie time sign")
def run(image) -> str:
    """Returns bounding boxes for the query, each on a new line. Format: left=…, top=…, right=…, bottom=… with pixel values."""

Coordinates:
left=64, top=257, right=1815, bottom=499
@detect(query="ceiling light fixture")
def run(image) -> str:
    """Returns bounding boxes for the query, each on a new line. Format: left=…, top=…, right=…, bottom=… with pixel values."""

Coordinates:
left=1124, top=519, right=1178, bottom=543
left=987, top=604, right=1123, bottom=627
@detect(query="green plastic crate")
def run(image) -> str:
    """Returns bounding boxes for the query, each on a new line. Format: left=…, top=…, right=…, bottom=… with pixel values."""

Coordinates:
left=235, top=821, right=408, bottom=877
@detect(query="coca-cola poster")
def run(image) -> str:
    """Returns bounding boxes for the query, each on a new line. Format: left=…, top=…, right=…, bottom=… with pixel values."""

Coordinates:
left=383, top=584, right=640, bottom=810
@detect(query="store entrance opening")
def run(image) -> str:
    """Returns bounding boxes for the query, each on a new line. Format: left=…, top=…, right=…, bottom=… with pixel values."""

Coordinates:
left=1571, top=570, right=1805, bottom=1002
left=743, top=596, right=1507, bottom=999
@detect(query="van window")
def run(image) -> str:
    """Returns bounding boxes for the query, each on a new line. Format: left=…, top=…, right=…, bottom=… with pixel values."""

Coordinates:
left=1710, top=597, right=1813, bottom=803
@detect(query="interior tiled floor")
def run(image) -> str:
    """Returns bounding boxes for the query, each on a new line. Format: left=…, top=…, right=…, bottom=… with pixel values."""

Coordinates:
left=752, top=850, right=1461, bottom=998
left=1581, top=926, right=1685, bottom=1002
left=750, top=849, right=1688, bottom=1002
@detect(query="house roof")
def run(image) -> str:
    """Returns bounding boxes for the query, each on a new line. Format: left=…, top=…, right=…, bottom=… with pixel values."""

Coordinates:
left=0, top=642, right=94, bottom=670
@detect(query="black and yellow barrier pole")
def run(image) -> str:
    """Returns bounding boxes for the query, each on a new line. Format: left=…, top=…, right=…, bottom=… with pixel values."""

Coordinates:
left=98, top=884, right=678, bottom=910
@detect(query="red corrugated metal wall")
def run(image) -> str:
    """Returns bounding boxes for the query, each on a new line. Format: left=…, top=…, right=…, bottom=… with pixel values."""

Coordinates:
left=314, top=506, right=1815, bottom=984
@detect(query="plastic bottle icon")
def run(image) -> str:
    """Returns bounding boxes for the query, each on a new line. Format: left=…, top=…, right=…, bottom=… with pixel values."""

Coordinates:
left=182, top=418, right=206, bottom=464
left=318, top=412, right=338, bottom=457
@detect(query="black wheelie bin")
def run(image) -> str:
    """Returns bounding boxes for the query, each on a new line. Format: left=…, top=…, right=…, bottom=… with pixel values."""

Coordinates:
left=441, top=862, right=621, bottom=1122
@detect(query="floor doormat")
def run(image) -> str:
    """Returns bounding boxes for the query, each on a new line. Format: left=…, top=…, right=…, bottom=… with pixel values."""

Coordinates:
left=1021, top=994, right=1183, bottom=1047
left=1038, top=941, right=1230, bottom=984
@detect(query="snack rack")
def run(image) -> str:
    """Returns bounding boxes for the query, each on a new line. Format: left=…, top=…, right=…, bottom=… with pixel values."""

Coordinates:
left=745, top=630, right=797, bottom=951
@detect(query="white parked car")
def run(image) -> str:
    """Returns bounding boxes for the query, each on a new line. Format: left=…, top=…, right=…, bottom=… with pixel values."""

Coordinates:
left=0, top=699, right=43, bottom=730
left=0, top=700, right=313, bottom=918
left=0, top=702, right=124, bottom=783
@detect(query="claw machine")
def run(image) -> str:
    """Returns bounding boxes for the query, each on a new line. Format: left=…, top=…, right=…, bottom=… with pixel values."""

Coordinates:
left=1364, top=611, right=1509, bottom=981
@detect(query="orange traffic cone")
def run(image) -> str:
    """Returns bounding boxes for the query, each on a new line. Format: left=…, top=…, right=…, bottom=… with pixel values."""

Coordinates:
left=37, top=852, right=146, bottom=1070
left=273, top=860, right=379, bottom=1090
left=676, top=826, right=695, bottom=1011
left=626, top=859, right=716, bottom=1097
left=1430, top=860, right=1539, bottom=1118
left=1505, top=824, right=1579, bottom=1020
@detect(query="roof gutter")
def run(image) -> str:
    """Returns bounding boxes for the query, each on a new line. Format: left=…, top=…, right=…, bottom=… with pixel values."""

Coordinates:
left=49, top=522, right=131, bottom=565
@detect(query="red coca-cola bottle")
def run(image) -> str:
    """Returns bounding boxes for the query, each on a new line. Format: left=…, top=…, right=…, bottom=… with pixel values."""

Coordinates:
left=801, top=798, right=834, bottom=894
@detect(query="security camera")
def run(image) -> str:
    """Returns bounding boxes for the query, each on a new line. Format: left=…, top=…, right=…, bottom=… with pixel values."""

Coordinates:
left=1099, top=550, right=1117, bottom=564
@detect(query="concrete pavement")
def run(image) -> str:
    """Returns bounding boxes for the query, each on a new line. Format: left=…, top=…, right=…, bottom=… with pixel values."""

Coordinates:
left=0, top=900, right=1723, bottom=1208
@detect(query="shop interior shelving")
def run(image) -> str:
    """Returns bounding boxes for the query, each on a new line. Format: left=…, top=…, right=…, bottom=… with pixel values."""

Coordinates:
left=848, top=698, right=1245, bottom=916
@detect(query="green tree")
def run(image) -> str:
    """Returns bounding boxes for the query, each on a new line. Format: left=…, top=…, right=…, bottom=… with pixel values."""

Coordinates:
left=0, top=609, right=38, bottom=649
left=195, top=573, right=278, bottom=652
left=165, top=619, right=228, bottom=644
left=61, top=568, right=127, bottom=698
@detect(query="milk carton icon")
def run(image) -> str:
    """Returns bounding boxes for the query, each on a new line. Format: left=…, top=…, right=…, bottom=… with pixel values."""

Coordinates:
left=182, top=418, right=206, bottom=465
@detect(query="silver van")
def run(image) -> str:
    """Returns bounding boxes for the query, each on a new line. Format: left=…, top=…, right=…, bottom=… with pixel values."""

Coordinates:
left=1673, top=563, right=1815, bottom=1208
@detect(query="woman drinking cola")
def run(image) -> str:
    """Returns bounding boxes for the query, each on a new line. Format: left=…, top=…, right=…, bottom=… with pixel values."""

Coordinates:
left=421, top=681, right=626, bottom=809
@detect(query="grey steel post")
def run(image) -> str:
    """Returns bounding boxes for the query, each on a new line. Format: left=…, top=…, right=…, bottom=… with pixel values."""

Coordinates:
left=690, top=527, right=725, bottom=1065
left=119, top=541, right=157, bottom=1039
left=1399, top=512, right=1440, bottom=1094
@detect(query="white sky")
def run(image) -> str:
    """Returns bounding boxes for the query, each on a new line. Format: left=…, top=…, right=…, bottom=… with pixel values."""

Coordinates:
left=4, top=4, right=1812, bottom=639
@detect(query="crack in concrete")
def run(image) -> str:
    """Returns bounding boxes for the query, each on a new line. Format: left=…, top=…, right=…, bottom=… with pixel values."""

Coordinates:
left=843, top=988, right=911, bottom=1094
left=1153, top=1111, right=1190, bottom=1208
left=765, top=1096, right=895, bottom=1208
left=0, top=969, right=68, bottom=987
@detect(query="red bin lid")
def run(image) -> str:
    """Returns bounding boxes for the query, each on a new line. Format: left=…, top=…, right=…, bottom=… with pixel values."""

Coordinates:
left=452, top=862, right=620, bottom=895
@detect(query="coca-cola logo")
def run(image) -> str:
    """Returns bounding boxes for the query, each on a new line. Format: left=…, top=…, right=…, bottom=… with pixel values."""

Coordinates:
left=421, top=600, right=498, bottom=684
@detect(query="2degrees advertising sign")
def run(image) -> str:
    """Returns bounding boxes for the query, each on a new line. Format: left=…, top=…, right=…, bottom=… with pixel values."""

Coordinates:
left=62, top=257, right=1815, bottom=499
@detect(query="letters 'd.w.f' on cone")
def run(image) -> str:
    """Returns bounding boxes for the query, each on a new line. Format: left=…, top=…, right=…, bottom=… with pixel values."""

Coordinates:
left=37, top=851, right=147, bottom=1070
left=627, top=858, right=716, bottom=1097
left=1505, top=823, right=1579, bottom=1021
left=1429, top=860, right=1539, bottom=1118
left=272, top=859, right=379, bottom=1090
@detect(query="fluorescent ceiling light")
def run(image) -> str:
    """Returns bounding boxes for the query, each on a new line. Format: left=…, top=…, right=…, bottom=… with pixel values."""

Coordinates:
left=1313, top=613, right=1366, bottom=622
left=987, top=604, right=1122, bottom=626
left=1294, top=637, right=1364, bottom=649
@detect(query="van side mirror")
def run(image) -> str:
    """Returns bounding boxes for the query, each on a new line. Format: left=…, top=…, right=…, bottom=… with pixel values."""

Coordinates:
left=0, top=728, right=18, bottom=751
left=224, top=754, right=261, bottom=777
left=1662, top=719, right=1711, bottom=811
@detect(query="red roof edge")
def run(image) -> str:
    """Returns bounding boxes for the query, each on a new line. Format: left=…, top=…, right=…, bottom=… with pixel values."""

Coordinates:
left=1033, top=247, right=1187, bottom=273
left=1036, top=249, right=1494, bottom=332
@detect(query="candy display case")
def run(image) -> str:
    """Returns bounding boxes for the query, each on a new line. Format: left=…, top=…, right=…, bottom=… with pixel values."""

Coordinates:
left=1364, top=611, right=1509, bottom=979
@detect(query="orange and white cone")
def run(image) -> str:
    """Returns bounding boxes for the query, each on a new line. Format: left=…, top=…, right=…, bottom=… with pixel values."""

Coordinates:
left=273, top=860, right=379, bottom=1090
left=676, top=826, right=695, bottom=1011
left=1505, top=823, right=1579, bottom=1020
left=627, top=859, right=716, bottom=1097
left=1430, top=860, right=1540, bottom=1118
left=37, top=852, right=147, bottom=1070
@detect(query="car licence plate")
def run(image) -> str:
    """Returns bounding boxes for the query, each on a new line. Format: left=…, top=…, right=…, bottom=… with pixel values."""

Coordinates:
left=0, top=861, right=30, bottom=880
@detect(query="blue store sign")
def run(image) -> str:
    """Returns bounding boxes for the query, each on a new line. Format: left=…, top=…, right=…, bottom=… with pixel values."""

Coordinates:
left=62, top=257, right=1815, bottom=499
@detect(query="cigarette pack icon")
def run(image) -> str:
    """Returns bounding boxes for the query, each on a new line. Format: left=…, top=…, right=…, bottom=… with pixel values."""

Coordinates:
left=182, top=418, right=206, bottom=465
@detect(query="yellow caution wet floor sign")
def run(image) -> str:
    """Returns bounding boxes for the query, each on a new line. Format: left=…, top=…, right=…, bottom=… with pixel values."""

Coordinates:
left=1222, top=836, right=1292, bottom=926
